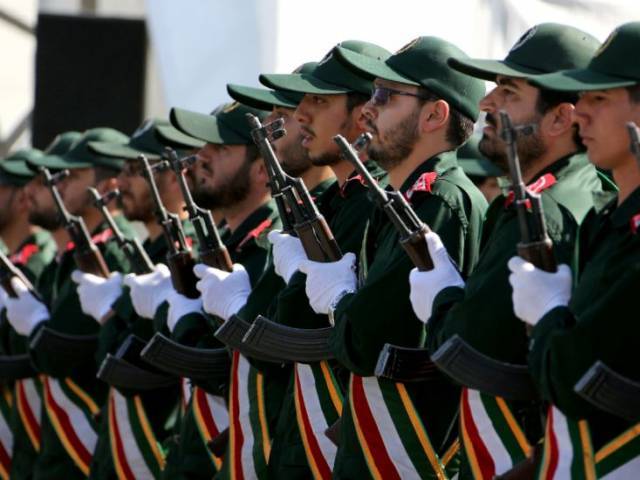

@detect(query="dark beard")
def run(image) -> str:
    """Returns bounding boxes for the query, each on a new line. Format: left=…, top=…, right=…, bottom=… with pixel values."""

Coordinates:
left=368, top=108, right=420, bottom=171
left=191, top=159, right=253, bottom=209
left=279, top=135, right=312, bottom=177
left=310, top=152, right=341, bottom=167
left=479, top=113, right=547, bottom=174
left=29, top=208, right=63, bottom=231
left=118, top=192, right=154, bottom=223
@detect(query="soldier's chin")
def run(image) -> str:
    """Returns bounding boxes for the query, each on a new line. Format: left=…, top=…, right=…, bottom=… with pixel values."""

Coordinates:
left=29, top=210, right=63, bottom=231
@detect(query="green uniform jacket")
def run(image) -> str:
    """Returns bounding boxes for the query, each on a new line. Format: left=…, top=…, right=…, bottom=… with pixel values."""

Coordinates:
left=30, top=217, right=134, bottom=480
left=164, top=200, right=280, bottom=480
left=529, top=186, right=640, bottom=449
left=0, top=231, right=56, bottom=480
left=267, top=167, right=387, bottom=479
left=331, top=151, right=487, bottom=479
left=426, top=153, right=607, bottom=477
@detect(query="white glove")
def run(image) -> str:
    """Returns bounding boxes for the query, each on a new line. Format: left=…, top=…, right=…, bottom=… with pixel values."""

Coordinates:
left=123, top=264, right=173, bottom=319
left=5, top=277, right=49, bottom=336
left=298, top=252, right=357, bottom=314
left=508, top=256, right=572, bottom=326
left=167, top=290, right=203, bottom=333
left=71, top=270, right=123, bottom=323
left=194, top=263, right=251, bottom=321
left=268, top=230, right=308, bottom=283
left=409, top=232, right=465, bottom=324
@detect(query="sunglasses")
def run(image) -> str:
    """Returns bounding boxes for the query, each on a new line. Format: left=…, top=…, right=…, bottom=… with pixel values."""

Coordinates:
left=370, top=86, right=435, bottom=107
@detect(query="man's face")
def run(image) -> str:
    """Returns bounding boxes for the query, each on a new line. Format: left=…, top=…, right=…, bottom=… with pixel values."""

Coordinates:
left=294, top=93, right=353, bottom=166
left=478, top=76, right=547, bottom=173
left=117, top=160, right=159, bottom=222
left=57, top=167, right=95, bottom=216
left=0, top=185, right=18, bottom=231
left=266, top=106, right=311, bottom=177
left=362, top=79, right=424, bottom=171
left=25, top=174, right=62, bottom=230
left=575, top=88, right=640, bottom=170
left=191, top=143, right=253, bottom=209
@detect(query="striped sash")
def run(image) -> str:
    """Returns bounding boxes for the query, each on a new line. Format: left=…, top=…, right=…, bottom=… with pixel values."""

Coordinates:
left=15, top=377, right=42, bottom=452
left=0, top=387, right=13, bottom=480
left=536, top=406, right=596, bottom=479
left=595, top=421, right=640, bottom=479
left=349, top=374, right=452, bottom=479
left=227, top=351, right=270, bottom=479
left=108, top=389, right=166, bottom=480
left=42, top=376, right=99, bottom=476
left=293, top=362, right=343, bottom=480
left=192, top=386, right=229, bottom=471
left=460, top=388, right=531, bottom=479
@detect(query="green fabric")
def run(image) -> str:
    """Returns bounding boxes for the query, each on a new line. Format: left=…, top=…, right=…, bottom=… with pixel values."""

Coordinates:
left=260, top=41, right=391, bottom=96
left=29, top=216, right=134, bottom=479
left=24, top=131, right=82, bottom=173
left=335, top=37, right=486, bottom=120
left=268, top=168, right=386, bottom=478
left=448, top=23, right=599, bottom=82
left=330, top=150, right=488, bottom=479
left=531, top=21, right=640, bottom=91
left=0, top=149, right=42, bottom=186
left=529, top=186, right=640, bottom=450
left=426, top=152, right=607, bottom=477
left=166, top=201, right=280, bottom=480
left=170, top=103, right=268, bottom=146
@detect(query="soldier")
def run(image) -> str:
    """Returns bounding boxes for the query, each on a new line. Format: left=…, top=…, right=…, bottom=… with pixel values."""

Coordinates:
left=69, top=119, right=204, bottom=479
left=294, top=36, right=487, bottom=478
left=408, top=24, right=607, bottom=478
left=0, top=148, right=57, bottom=479
left=509, top=22, right=640, bottom=478
left=457, top=135, right=504, bottom=203
left=4, top=128, right=136, bottom=479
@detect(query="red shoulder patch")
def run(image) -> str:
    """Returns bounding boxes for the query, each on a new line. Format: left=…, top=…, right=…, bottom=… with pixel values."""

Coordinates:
left=9, top=243, right=39, bottom=266
left=405, top=172, right=438, bottom=200
left=340, top=174, right=366, bottom=197
left=236, top=219, right=273, bottom=251
left=504, top=173, right=557, bottom=208
left=631, top=213, right=640, bottom=234
left=65, top=228, right=114, bottom=252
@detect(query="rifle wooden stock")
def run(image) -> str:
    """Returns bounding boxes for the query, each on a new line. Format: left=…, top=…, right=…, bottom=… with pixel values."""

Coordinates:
left=517, top=239, right=556, bottom=273
left=167, top=252, right=199, bottom=298
left=73, top=246, right=110, bottom=278
left=199, top=247, right=233, bottom=272
left=400, top=227, right=434, bottom=271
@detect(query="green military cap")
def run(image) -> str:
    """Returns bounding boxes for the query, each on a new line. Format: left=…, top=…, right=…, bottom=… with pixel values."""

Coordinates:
left=530, top=22, right=640, bottom=92
left=259, top=40, right=391, bottom=95
left=448, top=23, right=600, bottom=83
left=457, top=136, right=503, bottom=178
left=89, top=118, right=204, bottom=160
left=227, top=62, right=318, bottom=111
left=0, top=149, right=43, bottom=186
left=44, top=131, right=83, bottom=155
left=170, top=101, right=269, bottom=145
left=335, top=36, right=485, bottom=121
left=30, top=128, right=129, bottom=171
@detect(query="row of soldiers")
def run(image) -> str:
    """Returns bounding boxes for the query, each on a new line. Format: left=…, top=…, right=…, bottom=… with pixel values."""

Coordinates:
left=0, top=19, right=637, bottom=480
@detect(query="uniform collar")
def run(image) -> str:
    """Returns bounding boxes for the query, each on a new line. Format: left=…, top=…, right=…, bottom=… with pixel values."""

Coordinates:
left=399, top=149, right=458, bottom=195
left=226, top=200, right=278, bottom=252
left=610, top=185, right=640, bottom=229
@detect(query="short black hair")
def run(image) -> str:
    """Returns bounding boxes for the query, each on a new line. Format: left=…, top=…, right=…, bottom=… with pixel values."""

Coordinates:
left=626, top=84, right=640, bottom=103
left=94, top=165, right=120, bottom=183
left=415, top=87, right=475, bottom=148
left=535, top=87, right=584, bottom=151
left=244, top=143, right=260, bottom=164
left=346, top=91, right=370, bottom=113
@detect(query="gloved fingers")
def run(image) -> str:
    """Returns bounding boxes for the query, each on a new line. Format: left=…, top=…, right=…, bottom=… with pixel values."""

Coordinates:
left=424, top=232, right=450, bottom=267
left=507, top=256, right=534, bottom=274
left=339, top=252, right=356, bottom=268
left=231, top=263, right=246, bottom=274
left=193, top=263, right=215, bottom=279
left=10, top=277, right=30, bottom=297
left=267, top=229, right=286, bottom=245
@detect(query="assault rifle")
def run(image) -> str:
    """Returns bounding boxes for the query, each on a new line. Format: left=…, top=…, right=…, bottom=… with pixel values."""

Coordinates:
left=88, top=187, right=154, bottom=274
left=138, top=155, right=199, bottom=298
left=42, top=167, right=110, bottom=277
left=0, top=250, right=38, bottom=298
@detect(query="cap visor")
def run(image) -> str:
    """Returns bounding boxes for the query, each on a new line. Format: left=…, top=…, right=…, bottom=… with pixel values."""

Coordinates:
left=335, top=47, right=418, bottom=86
left=89, top=141, right=161, bottom=161
left=259, top=73, right=349, bottom=94
left=227, top=84, right=301, bottom=110
left=28, top=154, right=91, bottom=170
left=170, top=108, right=247, bottom=145
left=529, top=68, right=638, bottom=92
left=156, top=126, right=204, bottom=149
left=447, top=57, right=544, bottom=81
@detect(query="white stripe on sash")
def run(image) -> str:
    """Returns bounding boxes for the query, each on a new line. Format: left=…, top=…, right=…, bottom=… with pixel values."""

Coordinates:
left=600, top=456, right=640, bottom=479
left=0, top=402, right=12, bottom=458
left=112, top=390, right=154, bottom=479
left=202, top=389, right=229, bottom=433
left=550, top=407, right=575, bottom=479
left=237, top=353, right=258, bottom=478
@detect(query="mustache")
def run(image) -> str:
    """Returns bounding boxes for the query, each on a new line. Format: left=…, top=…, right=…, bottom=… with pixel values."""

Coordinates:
left=485, top=113, right=497, bottom=128
left=301, top=126, right=315, bottom=137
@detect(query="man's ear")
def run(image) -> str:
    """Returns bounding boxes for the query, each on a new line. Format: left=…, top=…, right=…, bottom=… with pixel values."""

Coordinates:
left=544, top=102, right=575, bottom=137
left=351, top=104, right=369, bottom=132
left=419, top=99, right=449, bottom=134
left=251, top=157, right=269, bottom=186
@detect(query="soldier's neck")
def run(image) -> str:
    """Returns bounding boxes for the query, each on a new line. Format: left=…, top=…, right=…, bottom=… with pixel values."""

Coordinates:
left=52, top=228, right=69, bottom=252
left=612, top=155, right=640, bottom=205
left=520, top=141, right=578, bottom=184
left=224, top=192, right=271, bottom=233
left=0, top=219, right=36, bottom=253
left=301, top=166, right=335, bottom=191
left=388, top=141, right=449, bottom=190
left=145, top=203, right=188, bottom=242
left=82, top=207, right=105, bottom=234
left=331, top=160, right=355, bottom=187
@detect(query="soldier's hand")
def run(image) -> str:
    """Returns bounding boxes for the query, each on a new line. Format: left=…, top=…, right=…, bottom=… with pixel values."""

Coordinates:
left=194, top=263, right=250, bottom=321
left=268, top=230, right=308, bottom=284
left=71, top=270, right=123, bottom=323
left=508, top=256, right=572, bottom=326
left=409, top=232, right=465, bottom=324
left=299, top=252, right=357, bottom=315
left=167, top=290, right=203, bottom=332
left=5, top=277, right=49, bottom=336
left=123, top=264, right=173, bottom=319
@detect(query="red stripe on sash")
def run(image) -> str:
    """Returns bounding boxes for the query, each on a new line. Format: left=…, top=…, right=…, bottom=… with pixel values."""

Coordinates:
left=195, top=388, right=221, bottom=439
left=16, top=380, right=41, bottom=450
left=544, top=408, right=560, bottom=480
left=294, top=371, right=331, bottom=480
left=230, top=351, right=245, bottom=480
left=461, top=389, right=495, bottom=479
left=351, top=376, right=400, bottom=479
left=108, top=396, right=136, bottom=480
